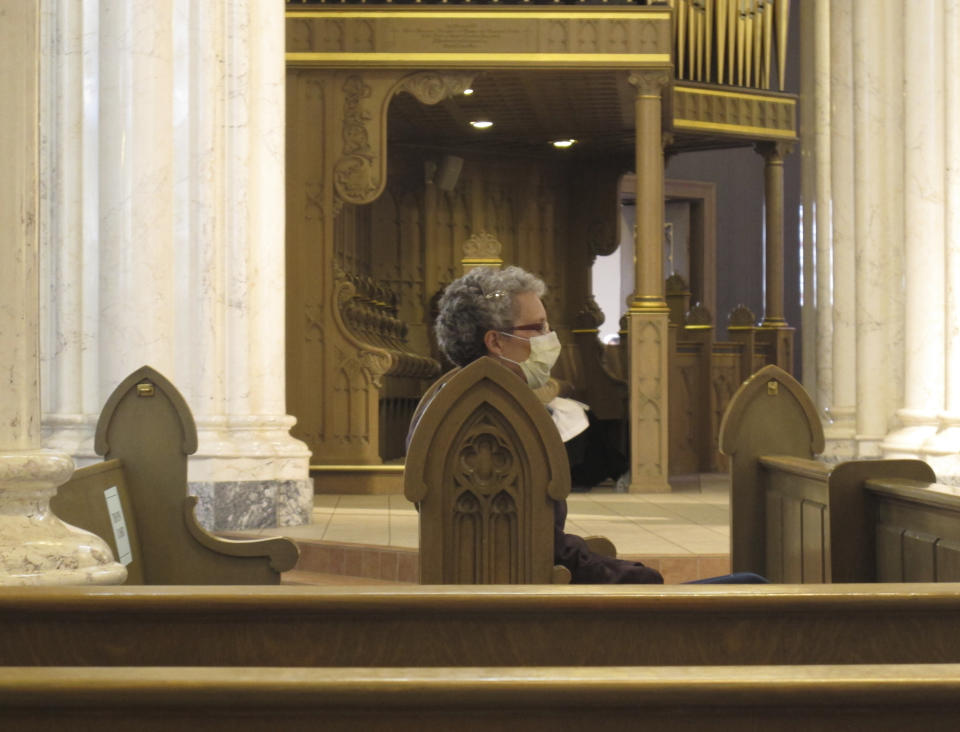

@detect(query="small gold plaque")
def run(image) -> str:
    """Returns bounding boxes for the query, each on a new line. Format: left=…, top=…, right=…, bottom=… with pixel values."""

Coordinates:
left=767, top=380, right=779, bottom=396
left=137, top=383, right=155, bottom=398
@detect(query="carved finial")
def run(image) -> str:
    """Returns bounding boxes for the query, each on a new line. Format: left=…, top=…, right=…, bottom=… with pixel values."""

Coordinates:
left=685, top=302, right=713, bottom=327
left=573, top=297, right=606, bottom=331
left=728, top=304, right=757, bottom=328
left=461, top=232, right=503, bottom=273
left=665, top=273, right=689, bottom=294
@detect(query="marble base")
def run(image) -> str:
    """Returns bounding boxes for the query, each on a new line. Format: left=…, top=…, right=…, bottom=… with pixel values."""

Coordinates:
left=881, top=409, right=940, bottom=457
left=855, top=437, right=886, bottom=459
left=189, top=479, right=313, bottom=531
left=0, top=451, right=126, bottom=586
left=823, top=422, right=858, bottom=462
left=41, top=417, right=99, bottom=469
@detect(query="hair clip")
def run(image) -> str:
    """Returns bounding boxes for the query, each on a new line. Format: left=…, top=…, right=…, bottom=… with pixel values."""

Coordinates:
left=483, top=289, right=506, bottom=300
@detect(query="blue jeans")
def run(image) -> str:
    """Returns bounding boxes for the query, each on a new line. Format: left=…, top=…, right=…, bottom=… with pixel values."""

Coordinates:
left=686, top=572, right=770, bottom=584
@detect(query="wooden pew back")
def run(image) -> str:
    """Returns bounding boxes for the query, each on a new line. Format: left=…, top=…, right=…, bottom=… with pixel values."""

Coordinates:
left=404, top=357, right=571, bottom=584
left=51, top=366, right=298, bottom=584
left=868, top=477, right=960, bottom=581
left=720, top=365, right=946, bottom=582
left=6, top=585, right=960, bottom=667
left=5, top=663, right=960, bottom=731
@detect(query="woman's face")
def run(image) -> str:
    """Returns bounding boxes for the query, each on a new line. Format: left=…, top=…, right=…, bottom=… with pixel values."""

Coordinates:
left=484, top=290, right=549, bottom=379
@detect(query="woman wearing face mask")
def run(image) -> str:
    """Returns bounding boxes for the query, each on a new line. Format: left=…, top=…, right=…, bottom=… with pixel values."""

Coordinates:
left=418, top=265, right=663, bottom=584
left=414, top=265, right=767, bottom=585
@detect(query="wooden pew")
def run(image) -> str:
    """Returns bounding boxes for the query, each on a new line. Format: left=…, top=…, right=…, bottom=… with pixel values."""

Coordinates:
left=718, top=364, right=951, bottom=582
left=5, top=584, right=960, bottom=667
left=4, top=663, right=960, bottom=731
left=49, top=366, right=298, bottom=584
left=405, top=357, right=574, bottom=584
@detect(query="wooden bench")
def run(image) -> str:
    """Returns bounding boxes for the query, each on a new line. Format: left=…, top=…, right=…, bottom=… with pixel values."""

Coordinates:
left=718, top=364, right=957, bottom=582
left=4, top=663, right=960, bottom=731
left=49, top=366, right=298, bottom=584
left=405, top=357, right=575, bottom=584
left=6, top=584, right=960, bottom=667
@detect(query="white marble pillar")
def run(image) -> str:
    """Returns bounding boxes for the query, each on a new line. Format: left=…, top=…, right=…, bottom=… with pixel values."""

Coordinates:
left=851, top=0, right=894, bottom=458
left=824, top=0, right=859, bottom=457
left=883, top=0, right=946, bottom=458
left=799, top=0, right=826, bottom=413
left=39, top=0, right=311, bottom=531
left=0, top=0, right=124, bottom=585
left=923, top=0, right=960, bottom=474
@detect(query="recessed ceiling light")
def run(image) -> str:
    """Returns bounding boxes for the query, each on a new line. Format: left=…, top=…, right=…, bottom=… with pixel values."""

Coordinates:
left=470, top=120, right=493, bottom=129
left=462, top=88, right=474, bottom=96
left=551, top=139, right=577, bottom=149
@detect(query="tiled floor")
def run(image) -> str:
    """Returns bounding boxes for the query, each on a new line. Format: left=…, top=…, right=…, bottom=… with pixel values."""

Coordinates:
left=268, top=473, right=730, bottom=557
left=236, top=473, right=731, bottom=584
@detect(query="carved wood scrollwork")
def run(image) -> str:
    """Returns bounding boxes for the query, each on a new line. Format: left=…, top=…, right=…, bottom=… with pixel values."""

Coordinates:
left=573, top=296, right=606, bottom=331
left=335, top=75, right=378, bottom=206
left=453, top=414, right=520, bottom=583
left=396, top=72, right=475, bottom=106
left=334, top=266, right=441, bottom=382
left=628, top=69, right=671, bottom=96
left=334, top=72, right=477, bottom=211
left=457, top=424, right=516, bottom=498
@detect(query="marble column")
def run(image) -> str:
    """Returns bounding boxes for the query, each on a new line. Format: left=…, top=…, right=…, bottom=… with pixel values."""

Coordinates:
left=851, top=0, right=894, bottom=458
left=626, top=70, right=671, bottom=493
left=923, top=0, right=960, bottom=474
left=39, top=1, right=310, bottom=531
left=824, top=0, right=859, bottom=457
left=798, top=0, right=826, bottom=411
left=883, top=0, right=946, bottom=458
left=0, top=0, right=124, bottom=585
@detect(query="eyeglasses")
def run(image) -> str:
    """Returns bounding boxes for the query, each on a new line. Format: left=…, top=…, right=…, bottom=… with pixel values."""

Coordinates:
left=504, top=322, right=551, bottom=336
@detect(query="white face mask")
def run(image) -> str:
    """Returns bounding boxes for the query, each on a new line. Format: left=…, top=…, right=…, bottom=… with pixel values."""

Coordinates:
left=498, top=330, right=561, bottom=389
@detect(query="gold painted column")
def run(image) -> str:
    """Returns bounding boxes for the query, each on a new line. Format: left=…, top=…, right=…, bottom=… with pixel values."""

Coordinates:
left=626, top=71, right=672, bottom=493
left=756, top=141, right=795, bottom=369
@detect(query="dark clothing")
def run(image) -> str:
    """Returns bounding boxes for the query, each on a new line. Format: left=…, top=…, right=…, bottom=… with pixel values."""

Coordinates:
left=554, top=500, right=663, bottom=584
left=564, top=410, right=628, bottom=490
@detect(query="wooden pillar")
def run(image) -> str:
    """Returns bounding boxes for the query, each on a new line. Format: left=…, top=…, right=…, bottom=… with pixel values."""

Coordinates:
left=626, top=70, right=672, bottom=493
left=756, top=141, right=795, bottom=370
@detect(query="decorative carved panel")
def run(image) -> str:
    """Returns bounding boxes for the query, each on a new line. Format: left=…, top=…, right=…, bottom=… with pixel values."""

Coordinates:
left=404, top=358, right=570, bottom=584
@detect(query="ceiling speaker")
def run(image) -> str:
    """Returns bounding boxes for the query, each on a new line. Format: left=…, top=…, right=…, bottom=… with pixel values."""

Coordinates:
left=436, top=155, right=463, bottom=192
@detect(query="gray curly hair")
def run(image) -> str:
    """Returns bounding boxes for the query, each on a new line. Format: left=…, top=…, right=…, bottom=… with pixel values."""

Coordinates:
left=435, top=266, right=547, bottom=367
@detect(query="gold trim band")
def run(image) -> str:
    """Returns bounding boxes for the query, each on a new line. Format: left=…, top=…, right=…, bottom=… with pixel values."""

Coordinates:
left=673, top=85, right=798, bottom=105
left=570, top=328, right=600, bottom=334
left=673, top=118, right=797, bottom=140
left=287, top=52, right=671, bottom=67
left=287, top=11, right=672, bottom=22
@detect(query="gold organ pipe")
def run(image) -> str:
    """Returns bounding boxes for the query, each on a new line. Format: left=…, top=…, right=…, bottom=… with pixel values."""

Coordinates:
left=694, top=0, right=703, bottom=81
left=762, top=0, right=773, bottom=88
left=776, top=0, right=789, bottom=91
left=729, top=0, right=738, bottom=84
left=744, top=1, right=753, bottom=87
left=705, top=0, right=714, bottom=82
left=753, top=0, right=764, bottom=89
left=716, top=0, right=728, bottom=85
left=676, top=0, right=686, bottom=80
left=688, top=0, right=697, bottom=82
left=737, top=1, right=745, bottom=86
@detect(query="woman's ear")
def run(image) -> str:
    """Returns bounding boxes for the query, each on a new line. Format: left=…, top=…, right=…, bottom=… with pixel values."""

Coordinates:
left=483, top=329, right=503, bottom=356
